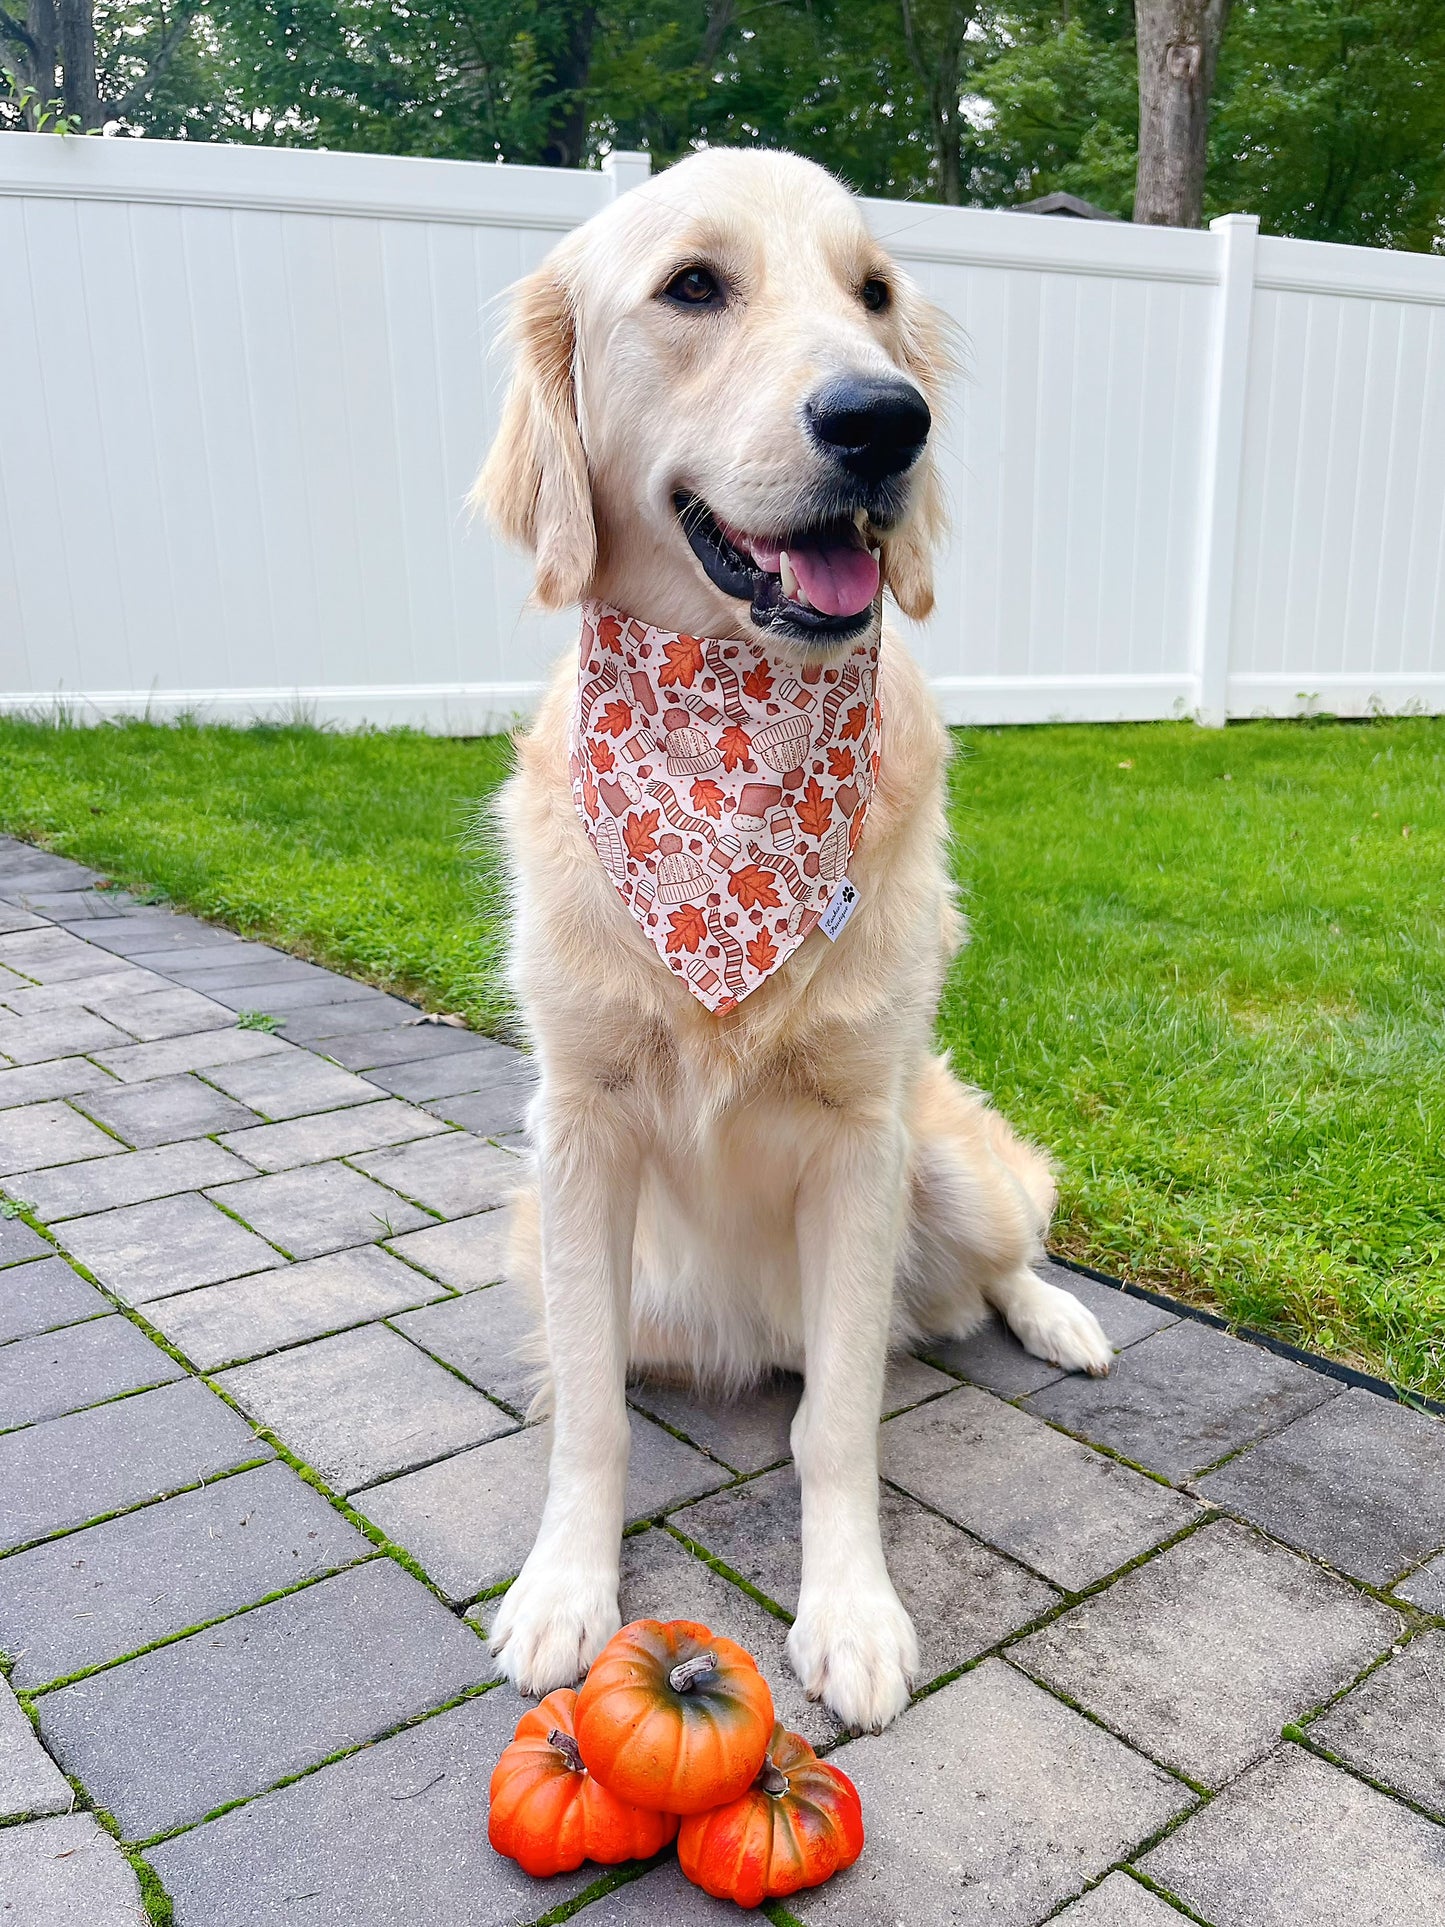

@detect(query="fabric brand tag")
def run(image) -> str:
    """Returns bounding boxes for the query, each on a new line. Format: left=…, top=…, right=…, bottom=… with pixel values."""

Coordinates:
left=819, top=877, right=861, bottom=941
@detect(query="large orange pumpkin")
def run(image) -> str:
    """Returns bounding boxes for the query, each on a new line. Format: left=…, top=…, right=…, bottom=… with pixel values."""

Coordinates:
left=574, top=1619, right=775, bottom=1815
left=678, top=1723, right=864, bottom=1907
left=487, top=1687, right=678, bottom=1877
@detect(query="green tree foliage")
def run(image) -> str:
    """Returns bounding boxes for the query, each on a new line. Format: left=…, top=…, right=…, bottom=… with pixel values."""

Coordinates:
left=3, top=0, right=1442, bottom=249
left=1207, top=0, right=1445, bottom=247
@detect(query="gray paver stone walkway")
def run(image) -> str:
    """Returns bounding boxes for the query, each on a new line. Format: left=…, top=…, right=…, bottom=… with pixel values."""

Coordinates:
left=205, top=1158, right=434, bottom=1258
left=36, top=1559, right=492, bottom=1837
left=146, top=1690, right=596, bottom=1926
left=0, top=1460, right=370, bottom=1690
left=356, top=1409, right=727, bottom=1602
left=0, top=1813, right=149, bottom=1924
left=1051, top=1873, right=1187, bottom=1925
left=59, top=1191, right=287, bottom=1303
left=1012, top=1516, right=1401, bottom=1784
left=881, top=1382, right=1201, bottom=1589
left=0, top=1378, right=268, bottom=1550
left=2, top=881, right=1443, bottom=1924
left=383, top=1206, right=512, bottom=1290
left=0, top=1312, right=183, bottom=1428
left=1, top=1674, right=73, bottom=1818
left=1025, top=1315, right=1340, bottom=1479
left=797, top=1659, right=1192, bottom=1925
left=1198, top=1385, right=1445, bottom=1584
left=1140, top=1743, right=1445, bottom=1923
left=217, top=1321, right=516, bottom=1490
left=148, top=1242, right=452, bottom=1370
left=74, top=1072, right=264, bottom=1148
left=1311, top=1629, right=1445, bottom=1817
left=0, top=1254, right=110, bottom=1343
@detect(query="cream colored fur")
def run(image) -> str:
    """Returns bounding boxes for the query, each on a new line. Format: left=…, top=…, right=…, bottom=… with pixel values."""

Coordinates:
left=479, top=148, right=1110, bottom=1731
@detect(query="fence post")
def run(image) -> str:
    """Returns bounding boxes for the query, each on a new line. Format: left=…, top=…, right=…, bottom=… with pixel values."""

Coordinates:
left=1192, top=212, right=1260, bottom=728
left=603, top=150, right=653, bottom=198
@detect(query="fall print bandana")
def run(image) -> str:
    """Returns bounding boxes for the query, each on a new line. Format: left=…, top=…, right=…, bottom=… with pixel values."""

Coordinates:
left=568, top=600, right=882, bottom=1013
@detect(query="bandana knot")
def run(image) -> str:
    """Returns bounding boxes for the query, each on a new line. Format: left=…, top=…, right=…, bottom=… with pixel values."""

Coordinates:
left=569, top=600, right=881, bottom=1013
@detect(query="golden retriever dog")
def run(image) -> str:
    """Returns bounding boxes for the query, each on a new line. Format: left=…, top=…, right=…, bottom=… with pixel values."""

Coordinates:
left=477, top=147, right=1111, bottom=1731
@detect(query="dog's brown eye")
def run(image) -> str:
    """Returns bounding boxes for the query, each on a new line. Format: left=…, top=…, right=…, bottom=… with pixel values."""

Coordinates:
left=664, top=266, right=722, bottom=307
left=861, top=278, right=890, bottom=313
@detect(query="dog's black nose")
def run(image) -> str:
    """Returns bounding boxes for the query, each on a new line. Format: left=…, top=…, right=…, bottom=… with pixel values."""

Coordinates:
left=805, top=376, right=931, bottom=482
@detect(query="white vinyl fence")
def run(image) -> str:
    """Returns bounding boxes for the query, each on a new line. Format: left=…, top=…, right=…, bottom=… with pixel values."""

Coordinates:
left=3, top=136, right=1445, bottom=730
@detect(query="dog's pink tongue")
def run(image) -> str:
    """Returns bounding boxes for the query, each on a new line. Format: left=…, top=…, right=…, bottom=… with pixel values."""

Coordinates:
left=787, top=533, right=880, bottom=619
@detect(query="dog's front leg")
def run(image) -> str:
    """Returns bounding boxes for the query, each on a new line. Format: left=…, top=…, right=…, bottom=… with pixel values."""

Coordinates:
left=786, top=1110, right=919, bottom=1731
left=488, top=1084, right=639, bottom=1695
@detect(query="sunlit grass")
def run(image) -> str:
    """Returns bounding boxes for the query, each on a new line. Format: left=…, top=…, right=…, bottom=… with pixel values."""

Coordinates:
left=2, top=712, right=1442, bottom=1397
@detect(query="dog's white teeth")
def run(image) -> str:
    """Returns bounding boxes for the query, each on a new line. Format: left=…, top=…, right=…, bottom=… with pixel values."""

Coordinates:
left=779, top=551, right=800, bottom=600
left=854, top=507, right=869, bottom=531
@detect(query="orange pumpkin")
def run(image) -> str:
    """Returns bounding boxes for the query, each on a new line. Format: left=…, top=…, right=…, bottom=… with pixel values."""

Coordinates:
left=678, top=1723, right=864, bottom=1907
left=487, top=1687, right=678, bottom=1877
left=574, top=1619, right=775, bottom=1815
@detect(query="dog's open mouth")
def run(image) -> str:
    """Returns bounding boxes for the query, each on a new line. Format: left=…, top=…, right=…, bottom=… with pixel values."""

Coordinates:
left=674, top=494, right=881, bottom=643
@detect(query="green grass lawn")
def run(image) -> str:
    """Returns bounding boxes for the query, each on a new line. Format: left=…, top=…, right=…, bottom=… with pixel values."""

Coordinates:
left=2, top=713, right=1442, bottom=1399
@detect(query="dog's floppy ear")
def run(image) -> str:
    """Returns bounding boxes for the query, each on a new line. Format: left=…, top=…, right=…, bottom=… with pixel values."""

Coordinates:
left=880, top=277, right=954, bottom=622
left=474, top=261, right=595, bottom=610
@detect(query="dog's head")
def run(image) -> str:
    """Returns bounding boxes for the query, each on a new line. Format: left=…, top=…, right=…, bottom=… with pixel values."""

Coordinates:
left=477, top=148, right=950, bottom=653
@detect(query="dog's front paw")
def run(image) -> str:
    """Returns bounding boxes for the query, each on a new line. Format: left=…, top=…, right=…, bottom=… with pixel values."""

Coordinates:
left=787, top=1578, right=918, bottom=1731
left=488, top=1552, right=620, bottom=1696
left=1010, top=1284, right=1114, bottom=1377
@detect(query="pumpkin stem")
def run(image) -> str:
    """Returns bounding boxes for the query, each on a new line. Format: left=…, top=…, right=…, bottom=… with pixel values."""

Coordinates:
left=547, top=1728, right=587, bottom=1774
left=756, top=1761, right=790, bottom=1797
left=668, top=1650, right=718, bottom=1693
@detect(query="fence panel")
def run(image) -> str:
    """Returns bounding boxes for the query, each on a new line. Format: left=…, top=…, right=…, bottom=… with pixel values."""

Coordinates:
left=3, top=138, right=1444, bottom=729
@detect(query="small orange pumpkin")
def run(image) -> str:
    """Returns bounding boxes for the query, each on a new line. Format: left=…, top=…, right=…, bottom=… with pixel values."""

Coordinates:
left=678, top=1722, right=864, bottom=1907
left=487, top=1687, right=678, bottom=1877
left=574, top=1619, right=775, bottom=1815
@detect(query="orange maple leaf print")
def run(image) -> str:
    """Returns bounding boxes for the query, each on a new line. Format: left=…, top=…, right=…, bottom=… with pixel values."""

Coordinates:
left=746, top=927, right=778, bottom=971
left=729, top=863, right=782, bottom=912
left=591, top=740, right=616, bottom=773
left=690, top=778, right=725, bottom=819
left=623, top=809, right=660, bottom=860
left=839, top=702, right=868, bottom=741
left=796, top=777, right=832, bottom=839
left=599, top=699, right=633, bottom=738
left=825, top=745, right=855, bottom=780
left=582, top=772, right=599, bottom=820
left=657, top=635, right=704, bottom=687
left=665, top=904, right=707, bottom=954
left=742, top=661, right=774, bottom=702
left=719, top=724, right=752, bottom=772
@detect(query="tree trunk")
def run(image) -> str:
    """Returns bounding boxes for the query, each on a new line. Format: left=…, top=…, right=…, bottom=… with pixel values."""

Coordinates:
left=1133, top=0, right=1231, bottom=227
left=898, top=0, right=971, bottom=206
left=57, top=0, right=99, bottom=125
left=538, top=1, right=598, bottom=168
